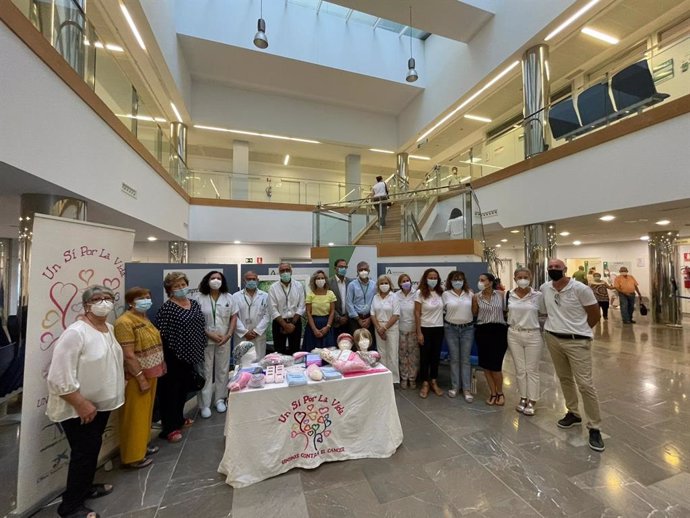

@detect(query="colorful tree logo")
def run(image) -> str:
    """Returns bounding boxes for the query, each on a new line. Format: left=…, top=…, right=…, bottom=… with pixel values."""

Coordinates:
left=290, top=404, right=332, bottom=451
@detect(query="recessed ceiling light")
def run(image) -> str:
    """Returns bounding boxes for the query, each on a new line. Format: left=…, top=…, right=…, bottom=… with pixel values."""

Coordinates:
left=369, top=148, right=394, bottom=154
left=510, top=229, right=520, bottom=234
left=573, top=240, right=582, bottom=246
left=283, top=154, right=290, bottom=166
left=417, top=60, right=520, bottom=142
left=500, top=239, right=508, bottom=242
left=147, top=236, right=157, bottom=242
left=581, top=27, right=619, bottom=45
left=328, top=242, right=335, bottom=246
left=599, top=215, right=615, bottom=222
left=656, top=219, right=671, bottom=225
left=464, top=114, right=492, bottom=123
left=120, top=3, right=146, bottom=50
left=194, top=125, right=320, bottom=144
left=545, top=0, right=600, bottom=41
left=640, top=235, right=650, bottom=241
left=170, top=102, right=183, bottom=122
left=495, top=244, right=502, bottom=248
left=559, top=231, right=571, bottom=236
left=409, top=155, right=430, bottom=161
left=105, top=43, right=124, bottom=52
left=233, top=240, right=241, bottom=244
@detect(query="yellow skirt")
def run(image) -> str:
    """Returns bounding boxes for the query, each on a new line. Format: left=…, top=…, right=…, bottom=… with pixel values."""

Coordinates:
left=119, top=377, right=157, bottom=464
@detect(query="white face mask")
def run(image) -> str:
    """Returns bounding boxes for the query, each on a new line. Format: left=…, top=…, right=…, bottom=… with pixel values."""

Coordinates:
left=359, top=339, right=371, bottom=351
left=90, top=300, right=114, bottom=317
left=516, top=279, right=530, bottom=289
left=477, top=281, right=486, bottom=291
left=209, top=279, right=222, bottom=290
left=379, top=284, right=390, bottom=293
left=358, top=270, right=369, bottom=279
left=315, top=279, right=326, bottom=288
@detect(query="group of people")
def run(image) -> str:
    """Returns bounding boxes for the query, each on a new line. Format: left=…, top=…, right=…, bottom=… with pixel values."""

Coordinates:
left=574, top=265, right=644, bottom=323
left=44, top=258, right=610, bottom=518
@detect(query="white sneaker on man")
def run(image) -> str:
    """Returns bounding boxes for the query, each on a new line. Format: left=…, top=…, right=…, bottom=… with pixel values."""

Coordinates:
left=215, top=400, right=227, bottom=413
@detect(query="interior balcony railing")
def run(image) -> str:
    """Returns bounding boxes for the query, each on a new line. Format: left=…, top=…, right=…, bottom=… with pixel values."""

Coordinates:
left=312, top=176, right=486, bottom=247
left=10, top=0, right=189, bottom=191
left=443, top=33, right=690, bottom=184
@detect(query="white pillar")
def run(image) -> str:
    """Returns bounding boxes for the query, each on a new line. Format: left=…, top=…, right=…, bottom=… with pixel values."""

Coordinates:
left=233, top=140, right=250, bottom=200
left=345, top=154, right=361, bottom=201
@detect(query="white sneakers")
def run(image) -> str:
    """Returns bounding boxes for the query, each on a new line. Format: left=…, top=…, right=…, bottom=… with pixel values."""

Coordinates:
left=448, top=389, right=458, bottom=398
left=463, top=391, right=474, bottom=403
left=216, top=400, right=227, bottom=413
left=200, top=407, right=212, bottom=419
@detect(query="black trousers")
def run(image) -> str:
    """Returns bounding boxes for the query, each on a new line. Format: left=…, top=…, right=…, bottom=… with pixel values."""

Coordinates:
left=418, top=326, right=444, bottom=382
left=58, top=411, right=110, bottom=516
left=157, top=351, right=193, bottom=437
left=272, top=319, right=303, bottom=355
left=349, top=318, right=377, bottom=351
left=598, top=300, right=609, bottom=319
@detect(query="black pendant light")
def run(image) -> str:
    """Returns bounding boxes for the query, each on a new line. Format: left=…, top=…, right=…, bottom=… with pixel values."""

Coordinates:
left=253, top=0, right=268, bottom=49
left=406, top=6, right=418, bottom=82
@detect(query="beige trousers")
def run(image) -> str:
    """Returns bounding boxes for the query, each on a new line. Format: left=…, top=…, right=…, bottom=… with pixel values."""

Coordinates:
left=544, top=332, right=602, bottom=429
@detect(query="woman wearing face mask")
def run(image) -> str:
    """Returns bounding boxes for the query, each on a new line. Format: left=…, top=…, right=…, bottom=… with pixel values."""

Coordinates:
left=114, top=287, right=166, bottom=469
left=304, top=270, right=337, bottom=349
left=155, top=272, right=206, bottom=443
left=472, top=272, right=508, bottom=406
left=46, top=285, right=124, bottom=518
left=442, top=271, right=475, bottom=402
left=395, top=274, right=418, bottom=389
left=415, top=268, right=445, bottom=398
left=589, top=272, right=614, bottom=320
left=506, top=268, right=544, bottom=416
left=194, top=271, right=238, bottom=418
left=371, top=275, right=401, bottom=384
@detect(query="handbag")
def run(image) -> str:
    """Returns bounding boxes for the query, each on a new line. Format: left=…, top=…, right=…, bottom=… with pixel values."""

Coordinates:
left=639, top=303, right=648, bottom=316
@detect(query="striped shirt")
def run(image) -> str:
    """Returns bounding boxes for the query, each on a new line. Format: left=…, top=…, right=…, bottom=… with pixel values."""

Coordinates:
left=476, top=290, right=506, bottom=325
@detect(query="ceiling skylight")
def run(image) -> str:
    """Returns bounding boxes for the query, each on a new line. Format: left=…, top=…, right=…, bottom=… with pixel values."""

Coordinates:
left=287, top=0, right=431, bottom=39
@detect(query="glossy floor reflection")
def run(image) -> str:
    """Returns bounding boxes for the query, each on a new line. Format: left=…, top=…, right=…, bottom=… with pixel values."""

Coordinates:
left=32, top=313, right=690, bottom=517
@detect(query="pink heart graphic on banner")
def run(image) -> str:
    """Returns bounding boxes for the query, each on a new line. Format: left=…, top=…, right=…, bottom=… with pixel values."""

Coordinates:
left=290, top=431, right=298, bottom=438
left=102, top=277, right=121, bottom=291
left=78, top=269, right=95, bottom=286
left=41, top=310, right=60, bottom=330
left=306, top=404, right=315, bottom=412
left=324, top=430, right=331, bottom=437
left=40, top=331, right=58, bottom=351
left=49, top=282, right=78, bottom=328
left=319, top=407, right=328, bottom=414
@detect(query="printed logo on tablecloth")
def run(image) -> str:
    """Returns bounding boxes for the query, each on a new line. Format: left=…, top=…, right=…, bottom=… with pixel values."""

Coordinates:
left=278, top=394, right=346, bottom=464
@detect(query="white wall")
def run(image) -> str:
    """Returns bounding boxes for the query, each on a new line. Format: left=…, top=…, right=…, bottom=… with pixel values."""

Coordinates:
left=0, top=23, right=190, bottom=239
left=132, top=241, right=312, bottom=264
left=475, top=112, right=690, bottom=228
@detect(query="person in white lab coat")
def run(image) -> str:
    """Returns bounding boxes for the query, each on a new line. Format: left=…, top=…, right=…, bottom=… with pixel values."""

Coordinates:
left=233, top=270, right=270, bottom=360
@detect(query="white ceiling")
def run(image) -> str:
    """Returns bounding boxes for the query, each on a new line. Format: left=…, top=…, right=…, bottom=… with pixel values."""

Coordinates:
left=178, top=35, right=422, bottom=116
left=326, top=0, right=495, bottom=42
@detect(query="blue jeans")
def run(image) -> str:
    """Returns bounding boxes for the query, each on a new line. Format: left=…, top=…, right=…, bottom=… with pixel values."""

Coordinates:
left=444, top=323, right=474, bottom=391
left=619, top=292, right=636, bottom=322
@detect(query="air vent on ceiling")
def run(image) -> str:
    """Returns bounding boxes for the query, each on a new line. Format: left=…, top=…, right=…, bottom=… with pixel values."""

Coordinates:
left=121, top=182, right=137, bottom=199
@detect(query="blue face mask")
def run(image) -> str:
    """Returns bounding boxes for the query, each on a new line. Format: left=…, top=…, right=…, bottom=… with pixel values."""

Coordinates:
left=134, top=298, right=153, bottom=312
left=451, top=280, right=464, bottom=290
left=245, top=280, right=258, bottom=290
left=337, top=267, right=347, bottom=277
left=427, top=279, right=438, bottom=289
left=280, top=272, right=292, bottom=283
left=173, top=287, right=189, bottom=298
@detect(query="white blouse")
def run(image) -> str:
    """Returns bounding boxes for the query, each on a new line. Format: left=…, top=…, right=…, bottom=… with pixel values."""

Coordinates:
left=442, top=289, right=474, bottom=324
left=371, top=293, right=401, bottom=327
left=415, top=291, right=444, bottom=328
left=194, top=292, right=238, bottom=337
left=395, top=289, right=418, bottom=333
left=507, top=289, right=543, bottom=329
left=46, top=320, right=125, bottom=423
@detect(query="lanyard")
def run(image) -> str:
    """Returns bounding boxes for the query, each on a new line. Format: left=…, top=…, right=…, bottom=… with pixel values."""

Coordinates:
left=210, top=295, right=219, bottom=325
left=360, top=281, right=370, bottom=300
left=243, top=291, right=256, bottom=318
left=281, top=283, right=292, bottom=307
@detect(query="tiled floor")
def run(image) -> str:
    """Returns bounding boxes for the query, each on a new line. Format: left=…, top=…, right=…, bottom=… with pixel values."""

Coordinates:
left=31, top=312, right=690, bottom=517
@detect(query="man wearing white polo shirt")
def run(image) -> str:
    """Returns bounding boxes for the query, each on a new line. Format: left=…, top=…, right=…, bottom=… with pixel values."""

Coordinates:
left=541, top=258, right=605, bottom=452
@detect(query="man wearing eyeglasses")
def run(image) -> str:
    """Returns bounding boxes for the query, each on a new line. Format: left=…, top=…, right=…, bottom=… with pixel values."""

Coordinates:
left=540, top=258, right=604, bottom=452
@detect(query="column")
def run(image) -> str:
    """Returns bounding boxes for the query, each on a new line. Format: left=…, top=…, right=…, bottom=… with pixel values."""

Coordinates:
left=648, top=231, right=682, bottom=326
left=0, top=239, right=10, bottom=331
left=170, top=121, right=188, bottom=185
left=168, top=241, right=189, bottom=264
left=521, top=44, right=550, bottom=159
left=345, top=154, right=361, bottom=201
left=233, top=140, right=250, bottom=200
left=18, top=194, right=87, bottom=341
left=396, top=152, right=409, bottom=191
left=524, top=223, right=557, bottom=288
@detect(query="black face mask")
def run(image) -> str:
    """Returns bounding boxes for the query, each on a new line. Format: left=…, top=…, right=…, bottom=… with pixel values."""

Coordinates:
left=548, top=269, right=564, bottom=281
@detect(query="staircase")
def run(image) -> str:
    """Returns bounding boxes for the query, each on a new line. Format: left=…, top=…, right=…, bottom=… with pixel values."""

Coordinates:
left=355, top=203, right=402, bottom=244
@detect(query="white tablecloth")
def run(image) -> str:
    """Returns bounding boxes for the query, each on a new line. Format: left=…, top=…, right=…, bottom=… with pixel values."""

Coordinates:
left=218, top=370, right=404, bottom=488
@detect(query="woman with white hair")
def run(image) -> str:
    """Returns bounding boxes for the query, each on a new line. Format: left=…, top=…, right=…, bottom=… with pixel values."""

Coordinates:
left=47, top=285, right=125, bottom=518
left=371, top=274, right=400, bottom=384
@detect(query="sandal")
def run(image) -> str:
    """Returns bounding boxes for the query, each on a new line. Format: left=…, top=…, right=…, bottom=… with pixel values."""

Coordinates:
left=125, top=457, right=153, bottom=469
left=183, top=418, right=194, bottom=428
left=495, top=393, right=505, bottom=406
left=166, top=430, right=183, bottom=443
left=86, top=483, right=113, bottom=499
left=486, top=394, right=497, bottom=406
left=146, top=445, right=160, bottom=455
left=63, top=505, right=100, bottom=518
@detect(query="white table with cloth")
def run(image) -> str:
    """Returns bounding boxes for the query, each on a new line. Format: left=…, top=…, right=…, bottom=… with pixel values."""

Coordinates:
left=218, top=369, right=404, bottom=488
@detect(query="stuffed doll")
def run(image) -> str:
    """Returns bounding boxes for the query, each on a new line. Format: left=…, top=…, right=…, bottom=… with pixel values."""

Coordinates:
left=353, top=328, right=380, bottom=367
left=321, top=333, right=370, bottom=373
